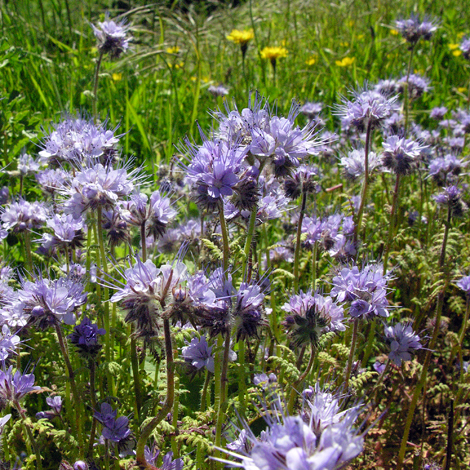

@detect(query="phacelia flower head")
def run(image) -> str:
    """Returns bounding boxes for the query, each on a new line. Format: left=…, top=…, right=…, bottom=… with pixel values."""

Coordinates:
left=182, top=335, right=215, bottom=373
left=434, top=185, right=466, bottom=217
left=19, top=275, right=87, bottom=329
left=282, top=290, right=345, bottom=348
left=208, top=84, right=229, bottom=97
left=283, top=164, right=320, bottom=199
left=144, top=443, right=184, bottom=470
left=336, top=86, right=398, bottom=129
left=340, top=148, right=381, bottom=180
left=395, top=15, right=438, bottom=44
left=460, top=36, right=470, bottom=60
left=18, top=153, right=40, bottom=176
left=1, top=199, right=47, bottom=233
left=68, top=316, right=105, bottom=358
left=36, top=169, right=68, bottom=198
left=300, top=101, right=324, bottom=122
left=38, top=214, right=85, bottom=256
left=62, top=160, right=141, bottom=218
left=94, top=402, right=134, bottom=455
left=331, top=264, right=391, bottom=319
left=384, top=322, right=423, bottom=366
left=91, top=14, right=131, bottom=58
left=381, top=135, right=426, bottom=175
left=36, top=395, right=63, bottom=420
left=182, top=132, right=247, bottom=211
left=39, top=114, right=121, bottom=167
left=398, top=74, right=430, bottom=100
left=430, top=106, right=447, bottom=120
left=0, top=325, right=21, bottom=363
left=0, top=366, right=40, bottom=403
left=109, top=256, right=188, bottom=336
left=217, top=387, right=366, bottom=470
left=250, top=102, right=321, bottom=177
left=457, top=274, right=470, bottom=295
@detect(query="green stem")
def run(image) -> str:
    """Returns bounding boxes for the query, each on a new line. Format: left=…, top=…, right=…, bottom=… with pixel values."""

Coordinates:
left=23, top=231, right=33, bottom=278
left=200, top=369, right=211, bottom=412
left=140, top=222, right=147, bottom=262
left=288, top=343, right=316, bottom=414
left=136, top=319, right=174, bottom=467
left=354, top=120, right=373, bottom=243
left=242, top=205, right=258, bottom=277
left=92, top=51, right=104, bottom=119
left=87, top=359, right=98, bottom=459
left=293, top=189, right=308, bottom=293
left=14, top=400, right=43, bottom=470
left=311, top=241, right=318, bottom=291
left=55, top=324, right=83, bottom=457
left=344, top=318, right=360, bottom=390
left=219, top=205, right=230, bottom=273
left=238, top=340, right=246, bottom=414
left=96, top=208, right=113, bottom=396
left=383, top=173, right=401, bottom=273
left=131, top=335, right=143, bottom=418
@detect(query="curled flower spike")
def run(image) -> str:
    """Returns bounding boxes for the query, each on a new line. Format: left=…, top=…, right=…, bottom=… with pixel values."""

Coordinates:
left=381, top=135, right=426, bottom=175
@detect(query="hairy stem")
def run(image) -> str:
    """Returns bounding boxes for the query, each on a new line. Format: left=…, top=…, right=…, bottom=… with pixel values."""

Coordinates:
left=14, top=400, right=43, bottom=470
left=136, top=318, right=174, bottom=467
left=344, top=318, right=360, bottom=390
left=293, top=189, right=308, bottom=293
left=92, top=51, right=104, bottom=119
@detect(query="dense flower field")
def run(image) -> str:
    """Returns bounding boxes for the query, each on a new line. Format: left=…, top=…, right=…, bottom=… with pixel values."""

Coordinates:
left=1, top=0, right=470, bottom=469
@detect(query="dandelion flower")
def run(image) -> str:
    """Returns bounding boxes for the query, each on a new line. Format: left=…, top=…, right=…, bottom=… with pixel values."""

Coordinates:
left=336, top=57, right=355, bottom=67
left=260, top=46, right=288, bottom=70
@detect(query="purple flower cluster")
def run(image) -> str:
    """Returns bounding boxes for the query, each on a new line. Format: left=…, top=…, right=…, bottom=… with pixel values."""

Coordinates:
left=331, top=264, right=391, bottom=319
left=384, top=323, right=423, bottom=366
left=39, top=114, right=121, bottom=166
left=68, top=316, right=105, bottom=357
left=219, top=387, right=365, bottom=470
left=395, top=15, right=438, bottom=44
left=381, top=135, right=426, bottom=175
left=91, top=14, right=131, bottom=58
left=0, top=366, right=40, bottom=403
left=1, top=199, right=48, bottom=234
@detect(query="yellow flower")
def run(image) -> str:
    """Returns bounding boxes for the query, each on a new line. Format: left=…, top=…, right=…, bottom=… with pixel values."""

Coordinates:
left=169, top=62, right=184, bottom=69
left=390, top=29, right=399, bottom=36
left=226, top=29, right=254, bottom=45
left=166, top=46, right=180, bottom=54
left=357, top=34, right=365, bottom=40
left=112, top=73, right=122, bottom=82
left=260, top=46, right=288, bottom=60
left=306, top=56, right=316, bottom=66
left=340, top=41, right=349, bottom=47
left=453, top=50, right=462, bottom=57
left=458, top=87, right=467, bottom=93
left=449, top=43, right=460, bottom=50
left=458, top=32, right=465, bottom=39
left=336, top=57, right=355, bottom=67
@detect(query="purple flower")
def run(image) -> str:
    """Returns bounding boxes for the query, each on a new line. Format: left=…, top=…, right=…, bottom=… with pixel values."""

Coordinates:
left=18, top=153, right=40, bottom=176
left=460, top=36, right=470, bottom=60
left=300, top=101, right=323, bottom=121
left=430, top=106, right=447, bottom=120
left=39, top=114, right=121, bottom=166
left=457, top=274, right=470, bottom=295
left=250, top=102, right=321, bottom=177
left=0, top=187, right=9, bottom=205
left=109, top=257, right=187, bottom=335
left=95, top=403, right=134, bottom=455
left=395, top=15, right=438, bottom=43
left=1, top=199, right=47, bottom=233
left=144, top=443, right=183, bottom=470
left=19, top=275, right=87, bottom=329
left=384, top=322, right=423, bottom=366
left=182, top=135, right=247, bottom=210
left=0, top=325, right=21, bottom=362
left=62, top=160, right=141, bottom=217
left=36, top=169, right=68, bottom=197
left=382, top=135, right=426, bottom=175
left=340, top=148, right=381, bottom=180
left=182, top=335, right=215, bottom=372
left=283, top=164, right=320, bottom=199
left=36, top=395, right=63, bottom=420
left=331, top=264, right=391, bottom=319
left=0, top=366, right=40, bottom=402
left=68, top=316, right=105, bottom=357
left=282, top=290, right=344, bottom=347
left=434, top=185, right=465, bottom=216
left=38, top=214, right=85, bottom=256
left=91, top=14, right=131, bottom=58
left=208, top=84, right=229, bottom=97
left=398, top=74, right=430, bottom=100
left=335, top=87, right=398, bottom=129
left=217, top=387, right=365, bottom=470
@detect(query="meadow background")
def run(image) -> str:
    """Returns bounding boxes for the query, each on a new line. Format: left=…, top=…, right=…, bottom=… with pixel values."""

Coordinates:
left=1, top=0, right=470, bottom=469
